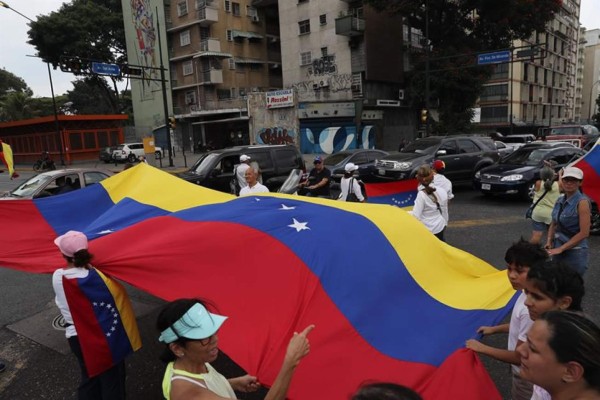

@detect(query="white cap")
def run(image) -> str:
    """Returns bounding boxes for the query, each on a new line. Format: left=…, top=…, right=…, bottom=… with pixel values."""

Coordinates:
left=344, top=163, right=359, bottom=173
left=240, top=154, right=251, bottom=162
left=562, top=166, right=583, bottom=180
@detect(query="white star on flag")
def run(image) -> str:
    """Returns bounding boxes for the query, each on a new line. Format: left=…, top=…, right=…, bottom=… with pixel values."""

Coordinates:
left=97, top=229, right=114, bottom=235
left=288, top=218, right=310, bottom=232
left=279, top=204, right=296, bottom=210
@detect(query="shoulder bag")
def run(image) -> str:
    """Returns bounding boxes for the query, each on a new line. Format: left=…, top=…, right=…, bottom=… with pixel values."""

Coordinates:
left=346, top=178, right=360, bottom=202
left=525, top=188, right=549, bottom=219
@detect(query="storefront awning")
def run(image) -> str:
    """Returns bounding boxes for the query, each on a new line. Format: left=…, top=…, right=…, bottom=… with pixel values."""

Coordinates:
left=231, top=30, right=264, bottom=40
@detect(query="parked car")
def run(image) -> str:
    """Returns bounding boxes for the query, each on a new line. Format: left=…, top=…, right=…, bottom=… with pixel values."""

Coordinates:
left=112, top=143, right=163, bottom=163
left=373, top=135, right=500, bottom=184
left=496, top=134, right=537, bottom=150
left=0, top=168, right=113, bottom=200
left=99, top=146, right=117, bottom=163
left=537, top=125, right=599, bottom=148
left=495, top=141, right=515, bottom=157
left=473, top=142, right=583, bottom=199
left=177, top=145, right=305, bottom=193
left=323, top=149, right=389, bottom=182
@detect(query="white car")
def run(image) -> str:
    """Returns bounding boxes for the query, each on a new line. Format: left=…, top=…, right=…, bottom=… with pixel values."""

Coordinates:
left=112, top=143, right=163, bottom=163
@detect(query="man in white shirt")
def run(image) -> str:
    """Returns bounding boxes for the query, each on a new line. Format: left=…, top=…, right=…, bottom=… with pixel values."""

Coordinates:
left=239, top=168, right=269, bottom=196
left=235, top=154, right=252, bottom=191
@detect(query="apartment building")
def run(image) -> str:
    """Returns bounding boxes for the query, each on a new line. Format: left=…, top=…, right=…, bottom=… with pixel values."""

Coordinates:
left=478, top=0, right=581, bottom=131
left=582, top=28, right=600, bottom=122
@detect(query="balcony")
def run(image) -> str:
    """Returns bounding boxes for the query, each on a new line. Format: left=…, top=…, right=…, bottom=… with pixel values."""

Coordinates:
left=251, top=0, right=277, bottom=7
left=200, top=69, right=223, bottom=84
left=335, top=15, right=365, bottom=37
left=196, top=6, right=218, bottom=26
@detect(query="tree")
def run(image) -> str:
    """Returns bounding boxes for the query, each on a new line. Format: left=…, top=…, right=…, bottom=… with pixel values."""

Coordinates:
left=0, top=69, right=32, bottom=97
left=27, top=0, right=126, bottom=113
left=363, top=0, right=562, bottom=132
left=0, top=91, right=35, bottom=121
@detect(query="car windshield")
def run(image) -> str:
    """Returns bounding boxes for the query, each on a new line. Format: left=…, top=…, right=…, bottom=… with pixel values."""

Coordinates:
left=501, top=136, right=531, bottom=144
left=401, top=139, right=440, bottom=154
left=323, top=153, right=349, bottom=166
left=500, top=147, right=553, bottom=165
left=548, top=127, right=581, bottom=136
left=8, top=173, right=54, bottom=198
left=189, top=153, right=220, bottom=175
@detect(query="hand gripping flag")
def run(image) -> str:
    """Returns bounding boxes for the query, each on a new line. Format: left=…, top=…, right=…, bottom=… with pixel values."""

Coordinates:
left=62, top=267, right=142, bottom=377
left=0, top=140, right=18, bottom=179
left=0, top=164, right=515, bottom=399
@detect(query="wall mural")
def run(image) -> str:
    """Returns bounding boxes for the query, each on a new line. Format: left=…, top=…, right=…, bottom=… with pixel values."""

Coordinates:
left=256, top=127, right=297, bottom=145
left=300, top=123, right=376, bottom=154
left=129, top=0, right=161, bottom=100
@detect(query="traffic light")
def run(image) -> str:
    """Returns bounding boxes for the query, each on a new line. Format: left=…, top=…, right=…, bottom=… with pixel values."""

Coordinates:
left=120, top=64, right=143, bottom=77
left=59, top=57, right=89, bottom=74
left=421, top=108, right=428, bottom=124
left=168, top=117, right=176, bottom=129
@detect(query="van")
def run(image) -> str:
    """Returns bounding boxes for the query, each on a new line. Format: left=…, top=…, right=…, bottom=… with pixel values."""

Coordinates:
left=177, top=145, right=305, bottom=193
left=537, top=125, right=599, bottom=148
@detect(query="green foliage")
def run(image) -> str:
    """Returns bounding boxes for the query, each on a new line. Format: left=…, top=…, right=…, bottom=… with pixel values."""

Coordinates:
left=0, top=69, right=32, bottom=97
left=363, top=0, right=561, bottom=132
left=67, top=77, right=118, bottom=114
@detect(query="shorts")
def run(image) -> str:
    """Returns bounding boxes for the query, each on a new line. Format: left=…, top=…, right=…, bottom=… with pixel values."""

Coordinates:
left=552, top=246, right=588, bottom=276
left=531, top=220, right=548, bottom=232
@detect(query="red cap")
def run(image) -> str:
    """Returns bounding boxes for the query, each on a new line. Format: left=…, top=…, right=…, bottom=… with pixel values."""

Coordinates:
left=432, top=160, right=445, bottom=172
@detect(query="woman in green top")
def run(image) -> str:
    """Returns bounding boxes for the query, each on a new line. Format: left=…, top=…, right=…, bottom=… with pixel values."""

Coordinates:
left=157, top=298, right=314, bottom=400
left=530, top=164, right=561, bottom=245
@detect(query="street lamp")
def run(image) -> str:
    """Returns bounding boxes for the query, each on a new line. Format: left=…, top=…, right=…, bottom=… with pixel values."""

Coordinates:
left=0, top=1, right=65, bottom=166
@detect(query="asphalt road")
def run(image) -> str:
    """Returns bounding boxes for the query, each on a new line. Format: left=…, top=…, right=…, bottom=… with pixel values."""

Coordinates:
left=0, top=175, right=599, bottom=399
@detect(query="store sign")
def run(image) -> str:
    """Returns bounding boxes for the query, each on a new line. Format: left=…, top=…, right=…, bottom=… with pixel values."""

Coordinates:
left=298, top=102, right=355, bottom=119
left=266, top=89, right=294, bottom=109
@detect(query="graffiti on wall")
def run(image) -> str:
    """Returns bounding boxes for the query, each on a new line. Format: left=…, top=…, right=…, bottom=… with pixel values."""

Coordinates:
left=300, top=124, right=376, bottom=154
left=129, top=0, right=161, bottom=98
left=307, top=55, right=337, bottom=77
left=290, top=73, right=354, bottom=101
left=256, top=127, right=297, bottom=145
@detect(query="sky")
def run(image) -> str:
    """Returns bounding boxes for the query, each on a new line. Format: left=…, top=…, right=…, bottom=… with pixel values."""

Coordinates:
left=1, top=0, right=600, bottom=98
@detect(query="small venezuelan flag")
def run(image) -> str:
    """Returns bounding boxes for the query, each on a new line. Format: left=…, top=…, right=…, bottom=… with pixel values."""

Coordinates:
left=0, top=140, right=18, bottom=179
left=63, top=268, right=142, bottom=377
left=364, top=179, right=419, bottom=208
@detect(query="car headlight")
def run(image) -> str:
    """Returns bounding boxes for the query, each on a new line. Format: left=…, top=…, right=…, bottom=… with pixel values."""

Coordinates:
left=474, top=170, right=481, bottom=179
left=394, top=161, right=412, bottom=171
left=500, top=174, right=524, bottom=182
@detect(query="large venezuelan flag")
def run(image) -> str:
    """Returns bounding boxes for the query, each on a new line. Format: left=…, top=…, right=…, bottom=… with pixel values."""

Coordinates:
left=63, top=268, right=142, bottom=377
left=0, top=164, right=515, bottom=399
left=571, top=138, right=600, bottom=204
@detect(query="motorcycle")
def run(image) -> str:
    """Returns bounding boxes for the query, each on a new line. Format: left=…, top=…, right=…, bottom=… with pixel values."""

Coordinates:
left=278, top=169, right=340, bottom=198
left=33, top=152, right=56, bottom=172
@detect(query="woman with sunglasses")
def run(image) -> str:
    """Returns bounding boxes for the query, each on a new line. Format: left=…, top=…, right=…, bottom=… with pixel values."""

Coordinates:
left=156, top=298, right=314, bottom=400
left=545, top=166, right=591, bottom=276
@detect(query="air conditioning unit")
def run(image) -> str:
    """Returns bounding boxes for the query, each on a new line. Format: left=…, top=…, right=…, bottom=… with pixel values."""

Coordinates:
left=398, top=89, right=405, bottom=100
left=251, top=15, right=260, bottom=22
left=319, top=80, right=329, bottom=88
left=312, top=83, right=320, bottom=90
left=376, top=99, right=401, bottom=107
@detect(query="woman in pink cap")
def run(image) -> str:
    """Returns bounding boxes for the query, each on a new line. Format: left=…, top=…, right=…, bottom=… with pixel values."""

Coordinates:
left=52, top=231, right=128, bottom=400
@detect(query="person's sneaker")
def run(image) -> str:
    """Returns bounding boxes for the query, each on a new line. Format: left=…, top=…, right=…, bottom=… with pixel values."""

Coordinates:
left=0, top=362, right=5, bottom=372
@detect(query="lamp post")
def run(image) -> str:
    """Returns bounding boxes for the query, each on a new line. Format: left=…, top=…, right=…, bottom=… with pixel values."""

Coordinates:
left=588, top=79, right=600, bottom=124
left=0, top=1, right=65, bottom=166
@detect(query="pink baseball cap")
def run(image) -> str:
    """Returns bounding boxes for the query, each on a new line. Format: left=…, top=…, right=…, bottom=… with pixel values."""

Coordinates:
left=54, top=231, right=88, bottom=257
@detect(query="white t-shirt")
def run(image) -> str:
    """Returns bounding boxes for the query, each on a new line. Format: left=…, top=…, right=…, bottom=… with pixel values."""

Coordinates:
left=509, top=291, right=533, bottom=375
left=52, top=267, right=90, bottom=338
left=338, top=177, right=364, bottom=201
left=235, top=163, right=251, bottom=189
left=239, top=183, right=269, bottom=196
left=531, top=385, right=551, bottom=400
left=409, top=185, right=448, bottom=234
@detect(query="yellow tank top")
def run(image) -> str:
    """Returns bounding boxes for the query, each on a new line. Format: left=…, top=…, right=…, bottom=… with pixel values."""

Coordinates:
left=162, top=362, right=237, bottom=399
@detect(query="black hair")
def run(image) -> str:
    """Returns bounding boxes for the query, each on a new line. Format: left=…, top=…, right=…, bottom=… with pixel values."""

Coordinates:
left=504, top=238, right=548, bottom=267
left=63, top=249, right=93, bottom=268
left=541, top=311, right=600, bottom=392
left=527, top=260, right=584, bottom=311
left=351, top=382, right=422, bottom=400
left=156, top=298, right=217, bottom=363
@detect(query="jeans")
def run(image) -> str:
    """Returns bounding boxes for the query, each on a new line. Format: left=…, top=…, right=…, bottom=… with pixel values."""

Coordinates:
left=68, top=336, right=126, bottom=400
left=552, top=243, right=588, bottom=276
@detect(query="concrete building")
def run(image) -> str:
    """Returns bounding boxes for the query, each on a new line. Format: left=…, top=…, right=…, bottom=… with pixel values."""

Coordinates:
left=582, top=28, right=600, bottom=122
left=478, top=0, right=581, bottom=131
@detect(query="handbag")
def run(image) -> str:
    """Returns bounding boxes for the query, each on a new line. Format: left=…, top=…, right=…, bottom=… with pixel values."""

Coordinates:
left=346, top=178, right=360, bottom=202
left=525, top=188, right=549, bottom=219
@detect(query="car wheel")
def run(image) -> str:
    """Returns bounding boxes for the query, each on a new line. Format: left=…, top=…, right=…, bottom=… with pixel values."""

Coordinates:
left=591, top=204, right=600, bottom=236
left=127, top=153, right=137, bottom=163
left=521, top=182, right=536, bottom=200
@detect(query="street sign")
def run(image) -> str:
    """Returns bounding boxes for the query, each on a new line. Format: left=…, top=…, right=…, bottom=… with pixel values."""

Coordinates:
left=477, top=50, right=511, bottom=65
left=91, top=62, right=121, bottom=76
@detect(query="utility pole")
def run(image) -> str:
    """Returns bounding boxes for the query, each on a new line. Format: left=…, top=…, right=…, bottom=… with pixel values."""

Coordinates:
left=425, top=0, right=431, bottom=136
left=156, top=6, right=174, bottom=167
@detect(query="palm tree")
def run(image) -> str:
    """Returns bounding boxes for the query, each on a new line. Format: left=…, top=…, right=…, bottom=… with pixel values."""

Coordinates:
left=0, top=91, right=35, bottom=121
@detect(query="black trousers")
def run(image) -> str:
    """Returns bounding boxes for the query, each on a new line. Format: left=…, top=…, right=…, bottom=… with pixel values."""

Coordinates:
left=68, top=336, right=126, bottom=400
left=434, top=227, right=446, bottom=242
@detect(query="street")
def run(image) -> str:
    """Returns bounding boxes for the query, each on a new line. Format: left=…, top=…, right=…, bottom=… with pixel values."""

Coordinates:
left=0, top=176, right=599, bottom=400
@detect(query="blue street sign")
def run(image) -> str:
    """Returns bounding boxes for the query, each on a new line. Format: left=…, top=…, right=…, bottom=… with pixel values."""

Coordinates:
left=91, top=62, right=121, bottom=76
left=477, top=50, right=511, bottom=65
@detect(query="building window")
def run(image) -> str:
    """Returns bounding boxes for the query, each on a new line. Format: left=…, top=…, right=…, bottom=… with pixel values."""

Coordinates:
left=185, top=90, right=196, bottom=105
left=224, top=0, right=231, bottom=12
left=250, top=63, right=262, bottom=71
left=480, top=84, right=508, bottom=100
left=230, top=88, right=237, bottom=98
left=480, top=106, right=508, bottom=123
left=226, top=30, right=233, bottom=41
left=232, top=2, right=241, bottom=16
left=298, top=0, right=308, bottom=3
left=183, top=60, right=193, bottom=75
left=319, top=14, right=327, bottom=25
left=228, top=58, right=236, bottom=69
left=321, top=47, right=328, bottom=57
left=177, top=0, right=188, bottom=16
left=298, top=19, right=310, bottom=35
left=180, top=30, right=191, bottom=47
left=246, top=6, right=257, bottom=17
left=300, top=51, right=311, bottom=66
